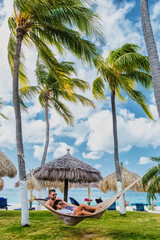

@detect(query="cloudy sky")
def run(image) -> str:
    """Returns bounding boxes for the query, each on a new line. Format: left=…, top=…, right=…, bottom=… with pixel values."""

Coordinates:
left=1, top=0, right=160, bottom=188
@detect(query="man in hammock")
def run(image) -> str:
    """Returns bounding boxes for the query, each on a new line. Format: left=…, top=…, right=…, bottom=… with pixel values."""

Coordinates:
left=53, top=199, right=101, bottom=216
left=45, top=189, right=76, bottom=211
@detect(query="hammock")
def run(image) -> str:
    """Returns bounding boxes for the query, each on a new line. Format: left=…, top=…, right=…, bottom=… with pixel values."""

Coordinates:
left=35, top=176, right=142, bottom=226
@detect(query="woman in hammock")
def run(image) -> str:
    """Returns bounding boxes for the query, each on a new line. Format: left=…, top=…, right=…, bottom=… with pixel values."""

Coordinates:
left=53, top=199, right=101, bottom=216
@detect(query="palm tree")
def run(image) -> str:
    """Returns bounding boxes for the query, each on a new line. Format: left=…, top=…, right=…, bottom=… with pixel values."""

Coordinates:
left=20, top=58, right=94, bottom=166
left=142, top=157, right=160, bottom=210
left=140, top=0, right=160, bottom=117
left=8, top=0, right=102, bottom=226
left=92, top=43, right=153, bottom=214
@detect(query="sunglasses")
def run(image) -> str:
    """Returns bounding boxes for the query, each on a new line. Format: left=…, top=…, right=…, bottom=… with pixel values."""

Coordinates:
left=52, top=194, right=57, bottom=196
left=59, top=203, right=63, bottom=206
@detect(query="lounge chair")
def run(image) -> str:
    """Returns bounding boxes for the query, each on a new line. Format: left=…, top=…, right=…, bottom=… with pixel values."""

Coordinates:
left=0, top=197, right=9, bottom=210
left=95, top=198, right=103, bottom=204
left=69, top=197, right=80, bottom=206
left=131, top=203, right=147, bottom=211
left=95, top=198, right=116, bottom=210
left=108, top=202, right=116, bottom=210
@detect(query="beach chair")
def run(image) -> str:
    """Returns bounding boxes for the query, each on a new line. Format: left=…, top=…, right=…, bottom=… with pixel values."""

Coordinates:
left=96, top=198, right=116, bottom=210
left=108, top=202, right=116, bottom=210
left=0, top=197, right=9, bottom=210
left=69, top=197, right=80, bottom=206
left=95, top=198, right=103, bottom=204
left=131, top=203, right=146, bottom=211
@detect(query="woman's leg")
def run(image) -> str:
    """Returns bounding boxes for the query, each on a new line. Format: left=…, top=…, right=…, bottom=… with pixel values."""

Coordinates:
left=74, top=204, right=101, bottom=215
left=75, top=209, right=93, bottom=216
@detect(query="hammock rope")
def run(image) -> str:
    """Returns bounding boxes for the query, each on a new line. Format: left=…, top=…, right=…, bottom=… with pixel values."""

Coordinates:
left=35, top=163, right=159, bottom=226
left=35, top=174, right=142, bottom=226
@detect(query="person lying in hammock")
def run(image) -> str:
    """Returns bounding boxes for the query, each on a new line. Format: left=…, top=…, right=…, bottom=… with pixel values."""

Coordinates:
left=45, top=189, right=76, bottom=211
left=53, top=199, right=102, bottom=216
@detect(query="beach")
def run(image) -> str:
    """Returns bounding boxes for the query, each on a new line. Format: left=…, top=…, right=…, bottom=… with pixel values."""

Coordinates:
left=1, top=188, right=160, bottom=213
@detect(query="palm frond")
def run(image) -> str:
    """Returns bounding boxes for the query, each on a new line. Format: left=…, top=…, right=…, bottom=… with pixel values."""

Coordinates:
left=123, top=71, right=152, bottom=89
left=8, top=34, right=29, bottom=87
left=51, top=98, right=74, bottom=125
left=19, top=86, right=39, bottom=101
left=73, top=93, right=95, bottom=108
left=126, top=88, right=153, bottom=120
left=92, top=76, right=106, bottom=100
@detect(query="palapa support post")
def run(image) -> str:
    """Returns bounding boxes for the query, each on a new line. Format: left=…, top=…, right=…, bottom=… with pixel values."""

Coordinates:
left=64, top=179, right=68, bottom=202
left=151, top=197, right=154, bottom=211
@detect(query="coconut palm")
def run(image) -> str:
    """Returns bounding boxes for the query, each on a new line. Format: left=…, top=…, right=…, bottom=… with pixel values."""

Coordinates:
left=140, top=0, right=160, bottom=117
left=8, top=0, right=102, bottom=226
left=92, top=43, right=153, bottom=214
left=142, top=157, right=160, bottom=210
left=20, top=58, right=94, bottom=166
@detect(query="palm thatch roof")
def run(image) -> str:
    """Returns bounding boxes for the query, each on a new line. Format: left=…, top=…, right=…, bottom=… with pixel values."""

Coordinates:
left=0, top=177, right=4, bottom=191
left=72, top=182, right=98, bottom=188
left=0, top=151, right=17, bottom=178
left=34, top=149, right=103, bottom=183
left=98, top=163, right=144, bottom=193
left=15, top=173, right=72, bottom=192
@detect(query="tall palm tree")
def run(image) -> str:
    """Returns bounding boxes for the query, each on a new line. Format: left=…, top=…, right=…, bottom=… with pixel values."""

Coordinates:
left=20, top=58, right=94, bottom=166
left=142, top=157, right=160, bottom=210
left=92, top=43, right=153, bottom=214
left=8, top=0, right=102, bottom=226
left=140, top=0, right=160, bottom=117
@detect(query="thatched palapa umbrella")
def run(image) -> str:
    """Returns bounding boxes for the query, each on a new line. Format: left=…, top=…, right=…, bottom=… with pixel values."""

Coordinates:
left=0, top=151, right=17, bottom=178
left=98, top=163, right=144, bottom=193
left=34, top=149, right=103, bottom=201
left=15, top=173, right=72, bottom=207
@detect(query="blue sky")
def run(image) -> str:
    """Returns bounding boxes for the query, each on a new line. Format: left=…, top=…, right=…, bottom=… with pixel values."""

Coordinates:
left=1, top=0, right=160, bottom=188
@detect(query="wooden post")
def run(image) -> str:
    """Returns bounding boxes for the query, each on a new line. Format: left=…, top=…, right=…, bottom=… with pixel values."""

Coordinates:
left=151, top=197, right=154, bottom=211
left=48, top=187, right=50, bottom=195
left=123, top=193, right=126, bottom=209
left=88, top=187, right=90, bottom=200
left=29, top=188, right=33, bottom=209
left=64, top=179, right=68, bottom=202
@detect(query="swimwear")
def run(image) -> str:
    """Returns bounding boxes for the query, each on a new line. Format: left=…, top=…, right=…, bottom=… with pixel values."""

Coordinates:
left=57, top=208, right=74, bottom=215
left=65, top=206, right=74, bottom=211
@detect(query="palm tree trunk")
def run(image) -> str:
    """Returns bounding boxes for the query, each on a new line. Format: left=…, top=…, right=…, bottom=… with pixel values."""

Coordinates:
left=41, top=98, right=49, bottom=166
left=140, top=0, right=160, bottom=117
left=111, top=90, right=126, bottom=214
left=13, top=27, right=29, bottom=226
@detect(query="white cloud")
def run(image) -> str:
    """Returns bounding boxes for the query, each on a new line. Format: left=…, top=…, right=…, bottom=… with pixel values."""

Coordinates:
left=82, top=151, right=104, bottom=160
left=23, top=119, right=46, bottom=144
left=94, top=164, right=101, bottom=169
left=95, top=0, right=143, bottom=56
left=138, top=157, right=152, bottom=165
left=151, top=1, right=160, bottom=20
left=124, top=160, right=129, bottom=166
left=33, top=145, right=44, bottom=160
left=53, top=143, right=74, bottom=159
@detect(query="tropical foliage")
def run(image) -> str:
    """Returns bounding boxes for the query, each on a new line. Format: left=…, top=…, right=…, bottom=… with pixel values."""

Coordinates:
left=142, top=157, right=160, bottom=205
left=8, top=0, right=102, bottom=226
left=92, top=43, right=153, bottom=214
left=20, top=57, right=95, bottom=165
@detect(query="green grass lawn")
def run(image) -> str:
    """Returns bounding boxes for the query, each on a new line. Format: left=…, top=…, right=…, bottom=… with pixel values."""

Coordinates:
left=0, top=210, right=160, bottom=240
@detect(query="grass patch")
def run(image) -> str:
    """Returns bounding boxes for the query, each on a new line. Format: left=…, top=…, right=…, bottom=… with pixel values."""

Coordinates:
left=0, top=210, right=160, bottom=240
